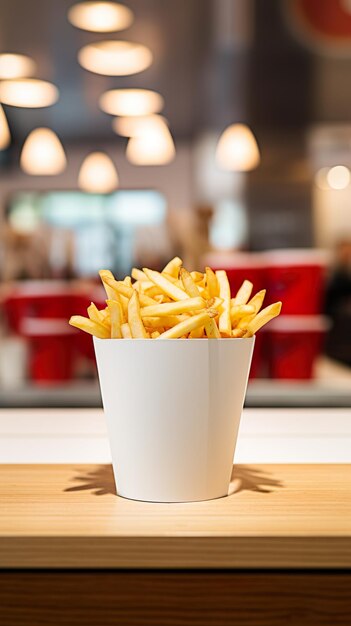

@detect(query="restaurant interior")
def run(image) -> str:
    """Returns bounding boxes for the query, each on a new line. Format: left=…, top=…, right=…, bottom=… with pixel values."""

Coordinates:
left=0, top=0, right=351, bottom=409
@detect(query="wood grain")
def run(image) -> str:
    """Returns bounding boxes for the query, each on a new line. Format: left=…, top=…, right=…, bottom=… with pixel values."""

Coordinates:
left=1, top=464, right=351, bottom=568
left=1, top=571, right=351, bottom=626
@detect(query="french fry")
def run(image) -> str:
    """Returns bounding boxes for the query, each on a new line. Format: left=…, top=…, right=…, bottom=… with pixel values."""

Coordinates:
left=69, top=315, right=110, bottom=339
left=236, top=290, right=266, bottom=330
left=99, top=269, right=118, bottom=300
left=230, top=304, right=255, bottom=324
left=216, top=270, right=231, bottom=337
left=162, top=256, right=183, bottom=277
left=124, top=276, right=132, bottom=288
left=189, top=325, right=204, bottom=338
left=204, top=317, right=221, bottom=338
left=232, top=280, right=253, bottom=305
left=106, top=299, right=123, bottom=338
left=141, top=297, right=205, bottom=318
left=157, top=310, right=211, bottom=339
left=205, top=267, right=219, bottom=297
left=121, top=322, right=132, bottom=338
left=232, top=328, right=245, bottom=338
left=127, top=291, right=148, bottom=338
left=151, top=331, right=161, bottom=339
left=87, top=302, right=103, bottom=323
left=142, top=315, right=188, bottom=328
left=180, top=267, right=201, bottom=298
left=191, top=271, right=205, bottom=283
left=143, top=268, right=188, bottom=301
left=244, top=302, right=282, bottom=337
left=104, top=276, right=157, bottom=306
left=131, top=268, right=148, bottom=282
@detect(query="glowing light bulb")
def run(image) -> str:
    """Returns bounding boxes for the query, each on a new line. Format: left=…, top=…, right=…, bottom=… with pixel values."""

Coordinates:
left=215, top=123, right=260, bottom=171
left=78, top=152, right=119, bottom=193
left=126, top=117, right=175, bottom=165
left=0, top=79, right=59, bottom=108
left=326, top=165, right=350, bottom=190
left=68, top=1, right=133, bottom=32
left=112, top=114, right=167, bottom=137
left=0, top=105, right=10, bottom=150
left=20, top=128, right=67, bottom=175
left=0, top=53, right=36, bottom=79
left=99, top=88, right=164, bottom=116
left=78, top=40, right=152, bottom=76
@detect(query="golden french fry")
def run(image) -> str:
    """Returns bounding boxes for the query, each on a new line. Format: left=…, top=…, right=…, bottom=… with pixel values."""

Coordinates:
left=180, top=267, right=201, bottom=298
left=127, top=291, right=148, bottom=338
left=121, top=322, right=132, bottom=338
left=216, top=270, right=231, bottom=337
left=143, top=268, right=188, bottom=301
left=232, top=328, right=245, bottom=338
left=157, top=310, right=211, bottom=339
left=244, top=302, right=282, bottom=337
left=204, top=317, right=221, bottom=338
left=190, top=271, right=204, bottom=283
left=104, top=276, right=156, bottom=306
left=141, top=297, right=205, bottom=318
left=151, top=330, right=161, bottom=339
left=232, top=280, right=253, bottom=305
left=153, top=294, right=172, bottom=303
left=131, top=268, right=148, bottom=282
left=230, top=304, right=255, bottom=324
left=205, top=267, right=219, bottom=298
left=189, top=325, right=204, bottom=338
left=123, top=276, right=132, bottom=288
left=69, top=315, right=110, bottom=339
left=99, top=269, right=117, bottom=300
left=236, top=290, right=266, bottom=330
left=87, top=302, right=103, bottom=323
left=142, top=314, right=188, bottom=328
left=106, top=299, right=123, bottom=338
left=162, top=256, right=183, bottom=277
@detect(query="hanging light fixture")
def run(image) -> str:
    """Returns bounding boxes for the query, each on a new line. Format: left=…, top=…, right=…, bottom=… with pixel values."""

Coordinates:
left=99, top=88, right=164, bottom=117
left=0, top=79, right=59, bottom=108
left=215, top=123, right=260, bottom=171
left=78, top=152, right=119, bottom=193
left=68, top=1, right=133, bottom=32
left=0, top=53, right=36, bottom=79
left=0, top=105, right=10, bottom=150
left=20, top=128, right=67, bottom=175
left=112, top=114, right=168, bottom=137
left=126, top=116, right=175, bottom=165
left=78, top=40, right=152, bottom=76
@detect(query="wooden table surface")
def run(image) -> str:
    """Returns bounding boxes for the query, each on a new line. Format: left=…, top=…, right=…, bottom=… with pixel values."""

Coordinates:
left=1, top=463, right=351, bottom=569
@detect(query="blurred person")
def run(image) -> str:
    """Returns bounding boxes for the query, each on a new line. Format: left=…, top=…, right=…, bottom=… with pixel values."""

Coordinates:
left=324, top=240, right=351, bottom=367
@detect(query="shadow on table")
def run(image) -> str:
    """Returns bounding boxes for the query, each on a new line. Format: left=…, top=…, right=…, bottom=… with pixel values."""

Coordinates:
left=64, top=465, right=283, bottom=498
left=228, top=465, right=283, bottom=495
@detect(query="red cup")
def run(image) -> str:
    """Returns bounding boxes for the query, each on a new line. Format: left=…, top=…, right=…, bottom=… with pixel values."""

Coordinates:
left=265, top=250, right=329, bottom=315
left=20, top=318, right=76, bottom=384
left=267, top=316, right=330, bottom=380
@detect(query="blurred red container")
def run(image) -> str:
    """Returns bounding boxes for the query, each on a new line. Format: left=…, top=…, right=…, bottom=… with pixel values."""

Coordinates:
left=20, top=318, right=76, bottom=384
left=3, top=282, right=74, bottom=333
left=267, top=316, right=330, bottom=380
left=265, top=250, right=329, bottom=315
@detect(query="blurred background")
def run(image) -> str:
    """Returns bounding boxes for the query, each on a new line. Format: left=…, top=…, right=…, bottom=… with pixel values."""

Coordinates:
left=0, top=0, right=351, bottom=407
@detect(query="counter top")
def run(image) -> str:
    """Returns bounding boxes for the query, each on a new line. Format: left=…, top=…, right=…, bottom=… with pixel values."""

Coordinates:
left=1, top=463, right=351, bottom=569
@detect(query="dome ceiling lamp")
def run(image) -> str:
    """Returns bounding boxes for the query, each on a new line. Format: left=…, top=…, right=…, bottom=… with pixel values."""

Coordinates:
left=78, top=40, right=152, bottom=76
left=68, top=1, right=134, bottom=33
left=20, top=128, right=67, bottom=175
left=78, top=151, right=119, bottom=193
left=215, top=123, right=260, bottom=171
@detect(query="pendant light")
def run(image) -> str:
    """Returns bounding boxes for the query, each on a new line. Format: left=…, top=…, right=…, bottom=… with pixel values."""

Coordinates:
left=0, top=105, right=10, bottom=150
left=215, top=124, right=260, bottom=171
left=78, top=152, right=119, bottom=193
left=20, top=128, right=67, bottom=175
left=68, top=1, right=133, bottom=32
left=126, top=116, right=175, bottom=165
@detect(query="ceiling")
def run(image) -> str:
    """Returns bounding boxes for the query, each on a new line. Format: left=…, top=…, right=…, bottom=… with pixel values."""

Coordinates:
left=0, top=0, right=212, bottom=145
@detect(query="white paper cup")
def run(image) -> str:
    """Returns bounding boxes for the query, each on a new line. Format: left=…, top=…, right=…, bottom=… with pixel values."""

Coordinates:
left=94, top=337, right=255, bottom=503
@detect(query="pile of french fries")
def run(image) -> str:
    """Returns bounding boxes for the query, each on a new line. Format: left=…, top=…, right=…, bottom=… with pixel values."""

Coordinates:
left=69, top=257, right=282, bottom=339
